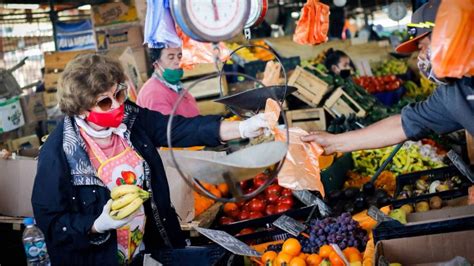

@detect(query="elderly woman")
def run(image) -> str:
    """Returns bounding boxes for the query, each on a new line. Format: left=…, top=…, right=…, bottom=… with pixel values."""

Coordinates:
left=31, top=54, right=268, bottom=265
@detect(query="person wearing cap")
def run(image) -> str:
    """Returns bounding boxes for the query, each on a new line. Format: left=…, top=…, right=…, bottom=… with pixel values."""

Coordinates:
left=137, top=47, right=283, bottom=117
left=301, top=0, right=474, bottom=154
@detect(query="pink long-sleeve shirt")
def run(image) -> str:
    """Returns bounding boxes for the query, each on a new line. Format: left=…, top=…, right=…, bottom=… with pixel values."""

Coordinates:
left=137, top=77, right=200, bottom=118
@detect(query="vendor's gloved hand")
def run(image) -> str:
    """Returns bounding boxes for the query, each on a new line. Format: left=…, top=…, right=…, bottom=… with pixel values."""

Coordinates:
left=92, top=200, right=135, bottom=233
left=239, top=113, right=270, bottom=139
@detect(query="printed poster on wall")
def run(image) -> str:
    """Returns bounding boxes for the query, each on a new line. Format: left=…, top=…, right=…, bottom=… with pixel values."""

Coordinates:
left=55, top=20, right=96, bottom=51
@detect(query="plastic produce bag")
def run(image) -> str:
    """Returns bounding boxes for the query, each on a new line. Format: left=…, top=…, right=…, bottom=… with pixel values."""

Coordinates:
left=431, top=0, right=474, bottom=78
left=264, top=99, right=325, bottom=195
left=293, top=0, right=330, bottom=45
left=177, top=27, right=230, bottom=70
left=144, top=0, right=182, bottom=48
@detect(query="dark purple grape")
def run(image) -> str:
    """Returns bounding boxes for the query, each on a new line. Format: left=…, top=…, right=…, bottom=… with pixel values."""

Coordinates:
left=318, top=229, right=324, bottom=235
left=339, top=242, right=347, bottom=250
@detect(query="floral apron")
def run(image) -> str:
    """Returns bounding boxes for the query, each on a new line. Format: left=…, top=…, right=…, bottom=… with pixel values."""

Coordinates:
left=81, top=130, right=146, bottom=264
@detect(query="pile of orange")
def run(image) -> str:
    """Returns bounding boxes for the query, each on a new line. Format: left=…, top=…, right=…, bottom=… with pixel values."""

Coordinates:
left=261, top=239, right=363, bottom=266
left=194, top=182, right=229, bottom=216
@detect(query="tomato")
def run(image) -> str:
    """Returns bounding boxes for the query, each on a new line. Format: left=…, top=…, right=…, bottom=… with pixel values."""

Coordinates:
left=248, top=211, right=264, bottom=219
left=265, top=184, right=282, bottom=196
left=249, top=198, right=266, bottom=212
left=256, top=194, right=268, bottom=203
left=238, top=210, right=250, bottom=221
left=227, top=209, right=241, bottom=219
left=239, top=180, right=250, bottom=190
left=276, top=203, right=292, bottom=214
left=266, top=193, right=280, bottom=204
left=236, top=228, right=255, bottom=236
left=265, top=205, right=277, bottom=216
left=281, top=188, right=293, bottom=197
left=242, top=201, right=251, bottom=211
left=219, top=216, right=235, bottom=225
left=278, top=196, right=295, bottom=207
left=253, top=176, right=267, bottom=189
left=223, top=203, right=239, bottom=215
left=244, top=186, right=257, bottom=195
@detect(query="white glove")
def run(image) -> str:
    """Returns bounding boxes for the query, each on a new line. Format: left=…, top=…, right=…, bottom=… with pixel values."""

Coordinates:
left=92, top=200, right=135, bottom=233
left=239, top=113, right=270, bottom=139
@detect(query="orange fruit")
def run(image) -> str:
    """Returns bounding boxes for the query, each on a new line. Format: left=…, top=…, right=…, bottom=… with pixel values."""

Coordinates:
left=298, top=253, right=309, bottom=260
left=261, top=251, right=277, bottom=263
left=202, top=182, right=214, bottom=190
left=329, top=252, right=344, bottom=266
left=275, top=252, right=293, bottom=266
left=343, top=247, right=362, bottom=262
left=306, top=254, right=322, bottom=266
left=209, top=187, right=222, bottom=198
left=217, top=183, right=229, bottom=196
left=318, top=155, right=334, bottom=169
left=223, top=202, right=238, bottom=214
left=282, top=238, right=302, bottom=256
left=318, top=245, right=334, bottom=258
left=289, top=256, right=307, bottom=266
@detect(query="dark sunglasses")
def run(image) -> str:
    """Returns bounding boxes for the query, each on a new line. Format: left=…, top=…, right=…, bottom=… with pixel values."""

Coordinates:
left=95, top=83, right=128, bottom=111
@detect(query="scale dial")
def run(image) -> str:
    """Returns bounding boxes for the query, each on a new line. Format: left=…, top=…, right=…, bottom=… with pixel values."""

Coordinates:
left=245, top=0, right=268, bottom=28
left=388, top=2, right=408, bottom=21
left=171, top=0, right=251, bottom=42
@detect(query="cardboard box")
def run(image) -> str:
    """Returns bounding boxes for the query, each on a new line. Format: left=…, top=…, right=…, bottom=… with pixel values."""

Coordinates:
left=20, top=93, right=47, bottom=124
left=43, top=91, right=58, bottom=108
left=0, top=96, right=25, bottom=133
left=105, top=47, right=145, bottom=92
left=196, top=100, right=227, bottom=116
left=44, top=49, right=95, bottom=72
left=375, top=230, right=474, bottom=266
left=91, top=0, right=138, bottom=27
left=185, top=76, right=228, bottom=100
left=7, top=134, right=40, bottom=151
left=103, top=25, right=143, bottom=50
left=0, top=157, right=37, bottom=217
left=466, top=131, right=474, bottom=165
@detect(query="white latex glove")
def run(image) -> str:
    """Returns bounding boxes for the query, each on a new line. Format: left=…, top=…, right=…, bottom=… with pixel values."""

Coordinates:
left=92, top=200, right=135, bottom=233
left=239, top=113, right=270, bottom=139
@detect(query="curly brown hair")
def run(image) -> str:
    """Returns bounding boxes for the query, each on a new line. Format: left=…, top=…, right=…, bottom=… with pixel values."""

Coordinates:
left=57, top=53, right=126, bottom=116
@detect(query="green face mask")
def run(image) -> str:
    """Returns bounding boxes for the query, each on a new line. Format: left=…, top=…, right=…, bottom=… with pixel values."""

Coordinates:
left=161, top=67, right=184, bottom=85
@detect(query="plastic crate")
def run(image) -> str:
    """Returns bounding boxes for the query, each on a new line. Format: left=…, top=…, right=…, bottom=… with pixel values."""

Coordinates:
left=321, top=153, right=353, bottom=195
left=152, top=245, right=228, bottom=266
left=373, top=86, right=406, bottom=106
left=391, top=166, right=470, bottom=208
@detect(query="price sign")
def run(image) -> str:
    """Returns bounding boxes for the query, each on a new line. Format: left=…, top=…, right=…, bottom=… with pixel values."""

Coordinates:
left=292, top=190, right=332, bottom=217
left=273, top=215, right=307, bottom=237
left=367, top=206, right=392, bottom=223
left=195, top=227, right=261, bottom=257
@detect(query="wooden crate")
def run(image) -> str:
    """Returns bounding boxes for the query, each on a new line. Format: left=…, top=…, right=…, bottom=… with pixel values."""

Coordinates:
left=43, top=91, right=58, bottom=108
left=288, top=66, right=329, bottom=107
left=286, top=108, right=326, bottom=132
left=181, top=202, right=222, bottom=237
left=324, top=87, right=367, bottom=118
left=44, top=50, right=94, bottom=91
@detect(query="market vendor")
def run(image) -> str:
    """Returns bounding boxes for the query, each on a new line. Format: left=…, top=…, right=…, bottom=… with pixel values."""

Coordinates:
left=31, top=54, right=269, bottom=265
left=137, top=47, right=282, bottom=117
left=302, top=0, right=473, bottom=154
left=324, top=48, right=356, bottom=79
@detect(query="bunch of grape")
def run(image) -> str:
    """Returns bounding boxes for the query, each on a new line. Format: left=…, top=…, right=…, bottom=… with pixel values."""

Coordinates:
left=301, top=212, right=368, bottom=253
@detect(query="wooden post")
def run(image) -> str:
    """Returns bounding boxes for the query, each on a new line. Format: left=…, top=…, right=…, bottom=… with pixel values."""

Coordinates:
left=466, top=131, right=474, bottom=165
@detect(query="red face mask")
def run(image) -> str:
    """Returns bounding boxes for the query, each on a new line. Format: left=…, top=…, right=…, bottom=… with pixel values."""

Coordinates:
left=86, top=104, right=125, bottom=128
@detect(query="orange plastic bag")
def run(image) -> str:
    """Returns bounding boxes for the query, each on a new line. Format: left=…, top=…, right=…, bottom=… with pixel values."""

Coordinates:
left=176, top=27, right=230, bottom=70
left=293, top=0, right=330, bottom=45
left=264, top=99, right=325, bottom=196
left=431, top=0, right=474, bottom=78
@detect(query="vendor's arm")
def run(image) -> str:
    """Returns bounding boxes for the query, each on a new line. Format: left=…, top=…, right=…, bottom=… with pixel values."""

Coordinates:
left=301, top=115, right=406, bottom=154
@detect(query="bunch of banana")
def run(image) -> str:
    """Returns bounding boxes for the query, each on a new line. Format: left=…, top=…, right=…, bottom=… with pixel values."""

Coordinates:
left=404, top=80, right=419, bottom=97
left=110, top=185, right=150, bottom=220
left=419, top=74, right=437, bottom=96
